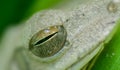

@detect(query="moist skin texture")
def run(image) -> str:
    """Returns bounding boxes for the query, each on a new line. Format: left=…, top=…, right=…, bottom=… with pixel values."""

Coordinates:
left=0, top=0, right=120, bottom=70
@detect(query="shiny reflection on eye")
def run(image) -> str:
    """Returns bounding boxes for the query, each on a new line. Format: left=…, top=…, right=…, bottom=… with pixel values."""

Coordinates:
left=29, top=25, right=67, bottom=58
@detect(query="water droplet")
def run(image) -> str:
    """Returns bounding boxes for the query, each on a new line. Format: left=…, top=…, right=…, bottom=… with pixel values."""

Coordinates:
left=106, top=54, right=109, bottom=57
left=112, top=53, right=115, bottom=56
left=107, top=1, right=117, bottom=13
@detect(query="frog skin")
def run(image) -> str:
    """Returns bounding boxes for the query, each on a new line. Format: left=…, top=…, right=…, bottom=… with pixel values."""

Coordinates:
left=0, top=0, right=120, bottom=70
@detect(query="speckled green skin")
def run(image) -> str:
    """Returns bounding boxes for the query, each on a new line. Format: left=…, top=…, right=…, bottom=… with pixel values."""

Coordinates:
left=0, top=0, right=120, bottom=70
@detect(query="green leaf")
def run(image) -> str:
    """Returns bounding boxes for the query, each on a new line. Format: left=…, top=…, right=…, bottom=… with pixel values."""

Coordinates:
left=24, top=0, right=64, bottom=20
left=92, top=19, right=120, bottom=70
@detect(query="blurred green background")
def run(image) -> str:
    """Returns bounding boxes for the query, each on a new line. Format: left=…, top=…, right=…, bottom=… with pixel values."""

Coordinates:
left=0, top=0, right=63, bottom=39
left=0, top=0, right=120, bottom=70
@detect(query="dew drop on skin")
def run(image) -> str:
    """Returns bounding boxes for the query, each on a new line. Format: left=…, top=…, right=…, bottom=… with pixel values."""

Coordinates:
left=107, top=0, right=120, bottom=13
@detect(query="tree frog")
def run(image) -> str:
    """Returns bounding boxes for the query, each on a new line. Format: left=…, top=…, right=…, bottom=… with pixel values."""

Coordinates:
left=0, top=0, right=120, bottom=70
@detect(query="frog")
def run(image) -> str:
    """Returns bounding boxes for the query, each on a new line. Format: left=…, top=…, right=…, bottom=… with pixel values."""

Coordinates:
left=0, top=0, right=120, bottom=70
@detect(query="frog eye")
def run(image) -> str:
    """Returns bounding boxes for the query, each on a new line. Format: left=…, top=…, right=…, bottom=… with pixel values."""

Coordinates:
left=29, top=25, right=67, bottom=58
